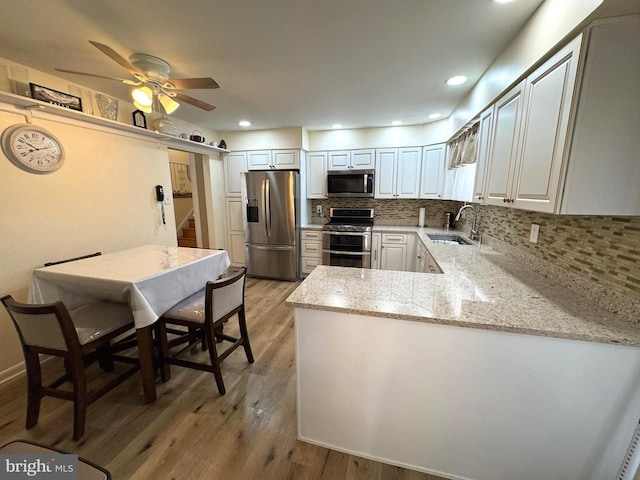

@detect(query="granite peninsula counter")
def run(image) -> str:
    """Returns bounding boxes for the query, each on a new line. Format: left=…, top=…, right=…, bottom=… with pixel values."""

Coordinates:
left=287, top=227, right=640, bottom=346
left=286, top=228, right=640, bottom=479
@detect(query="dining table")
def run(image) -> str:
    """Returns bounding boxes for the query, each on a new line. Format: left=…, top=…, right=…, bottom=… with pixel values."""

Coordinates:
left=29, top=244, right=231, bottom=403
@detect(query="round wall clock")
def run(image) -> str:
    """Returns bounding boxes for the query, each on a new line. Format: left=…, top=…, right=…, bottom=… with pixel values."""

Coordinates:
left=1, top=124, right=65, bottom=174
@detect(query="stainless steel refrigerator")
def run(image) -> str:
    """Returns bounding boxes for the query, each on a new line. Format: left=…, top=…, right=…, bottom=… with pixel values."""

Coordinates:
left=241, top=170, right=299, bottom=280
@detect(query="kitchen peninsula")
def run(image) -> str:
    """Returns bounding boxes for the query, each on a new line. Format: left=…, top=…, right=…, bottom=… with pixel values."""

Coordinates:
left=286, top=230, right=640, bottom=480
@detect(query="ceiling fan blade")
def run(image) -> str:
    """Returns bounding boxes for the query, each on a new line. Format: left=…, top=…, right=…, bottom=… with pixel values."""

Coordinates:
left=173, top=92, right=216, bottom=111
left=164, top=77, right=220, bottom=90
left=89, top=40, right=141, bottom=77
left=54, top=68, right=141, bottom=86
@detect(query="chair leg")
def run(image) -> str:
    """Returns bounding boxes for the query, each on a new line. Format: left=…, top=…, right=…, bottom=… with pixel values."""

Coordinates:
left=69, top=355, right=87, bottom=441
left=157, top=323, right=171, bottom=382
left=24, top=350, right=42, bottom=430
left=96, top=343, right=115, bottom=372
left=204, top=322, right=226, bottom=395
left=237, top=307, right=254, bottom=364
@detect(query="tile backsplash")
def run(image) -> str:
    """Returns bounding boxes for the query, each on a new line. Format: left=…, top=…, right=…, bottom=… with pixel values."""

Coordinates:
left=311, top=199, right=640, bottom=319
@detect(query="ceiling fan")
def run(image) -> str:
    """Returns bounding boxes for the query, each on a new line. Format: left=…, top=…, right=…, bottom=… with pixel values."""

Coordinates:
left=56, top=40, right=218, bottom=113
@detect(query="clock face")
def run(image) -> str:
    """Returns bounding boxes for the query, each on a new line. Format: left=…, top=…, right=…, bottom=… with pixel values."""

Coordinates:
left=1, top=124, right=65, bottom=174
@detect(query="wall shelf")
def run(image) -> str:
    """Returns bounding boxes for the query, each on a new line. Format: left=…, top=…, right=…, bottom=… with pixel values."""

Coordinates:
left=0, top=91, right=229, bottom=155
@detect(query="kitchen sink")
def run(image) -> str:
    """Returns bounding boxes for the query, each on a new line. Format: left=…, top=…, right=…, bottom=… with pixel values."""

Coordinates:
left=427, top=234, right=475, bottom=245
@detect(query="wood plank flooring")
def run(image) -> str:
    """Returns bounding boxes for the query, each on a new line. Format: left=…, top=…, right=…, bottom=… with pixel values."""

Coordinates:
left=0, top=278, right=446, bottom=480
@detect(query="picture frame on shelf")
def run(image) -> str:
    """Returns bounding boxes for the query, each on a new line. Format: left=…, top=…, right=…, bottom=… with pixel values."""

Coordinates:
left=29, top=83, right=82, bottom=111
left=132, top=109, right=147, bottom=129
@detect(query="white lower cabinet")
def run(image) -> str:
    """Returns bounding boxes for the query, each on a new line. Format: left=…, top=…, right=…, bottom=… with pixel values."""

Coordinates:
left=301, top=229, right=323, bottom=276
left=379, top=233, right=407, bottom=271
left=225, top=198, right=245, bottom=266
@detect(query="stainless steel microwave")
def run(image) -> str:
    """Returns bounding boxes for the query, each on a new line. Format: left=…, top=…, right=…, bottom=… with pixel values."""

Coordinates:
left=327, top=170, right=374, bottom=198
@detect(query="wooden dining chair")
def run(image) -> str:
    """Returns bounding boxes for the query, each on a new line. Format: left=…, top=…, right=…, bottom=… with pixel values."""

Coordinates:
left=1, top=295, right=140, bottom=440
left=157, top=267, right=254, bottom=395
left=0, top=440, right=112, bottom=479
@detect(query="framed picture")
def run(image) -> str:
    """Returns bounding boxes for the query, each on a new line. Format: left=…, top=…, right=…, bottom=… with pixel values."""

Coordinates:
left=132, top=109, right=147, bottom=129
left=29, top=83, right=82, bottom=112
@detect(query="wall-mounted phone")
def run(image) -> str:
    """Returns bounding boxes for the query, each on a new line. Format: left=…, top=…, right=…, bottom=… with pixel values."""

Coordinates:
left=156, top=185, right=166, bottom=225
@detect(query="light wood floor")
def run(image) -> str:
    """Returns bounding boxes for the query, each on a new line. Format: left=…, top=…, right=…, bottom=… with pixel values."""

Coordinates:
left=0, top=278, right=446, bottom=480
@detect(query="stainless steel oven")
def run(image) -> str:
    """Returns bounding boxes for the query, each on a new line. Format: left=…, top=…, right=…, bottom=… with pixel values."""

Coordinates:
left=322, top=208, right=374, bottom=269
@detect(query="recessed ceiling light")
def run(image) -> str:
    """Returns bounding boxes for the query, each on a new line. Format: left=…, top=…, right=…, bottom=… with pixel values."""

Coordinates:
left=391, top=120, right=403, bottom=126
left=239, top=120, right=251, bottom=127
left=445, top=75, right=468, bottom=86
left=428, top=113, right=442, bottom=119
left=331, top=124, right=342, bottom=129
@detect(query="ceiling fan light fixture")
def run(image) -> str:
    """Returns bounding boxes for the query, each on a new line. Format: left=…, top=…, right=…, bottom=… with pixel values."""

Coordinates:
left=159, top=93, right=180, bottom=114
left=131, top=86, right=153, bottom=106
left=133, top=100, right=153, bottom=113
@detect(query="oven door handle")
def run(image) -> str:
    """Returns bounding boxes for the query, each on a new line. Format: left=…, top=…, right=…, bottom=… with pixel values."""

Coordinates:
left=322, top=231, right=370, bottom=237
left=322, top=250, right=371, bottom=256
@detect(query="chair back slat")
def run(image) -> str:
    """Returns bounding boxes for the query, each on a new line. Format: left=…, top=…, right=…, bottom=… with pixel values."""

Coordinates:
left=10, top=310, right=68, bottom=351
left=207, top=268, right=246, bottom=321
left=1, top=297, right=75, bottom=352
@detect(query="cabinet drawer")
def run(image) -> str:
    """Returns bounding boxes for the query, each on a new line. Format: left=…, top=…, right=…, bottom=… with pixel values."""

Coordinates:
left=301, top=240, right=323, bottom=256
left=301, top=230, right=323, bottom=241
left=381, top=233, right=407, bottom=244
left=301, top=257, right=322, bottom=274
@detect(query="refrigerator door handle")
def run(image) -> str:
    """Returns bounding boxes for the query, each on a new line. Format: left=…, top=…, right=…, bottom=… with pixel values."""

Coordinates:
left=264, top=178, right=272, bottom=238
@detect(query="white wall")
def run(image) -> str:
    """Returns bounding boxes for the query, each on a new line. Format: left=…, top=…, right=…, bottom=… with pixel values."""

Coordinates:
left=216, top=127, right=306, bottom=150
left=449, top=0, right=604, bottom=132
left=0, top=106, right=179, bottom=378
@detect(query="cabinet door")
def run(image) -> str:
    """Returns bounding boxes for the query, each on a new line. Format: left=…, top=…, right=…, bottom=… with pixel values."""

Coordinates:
left=226, top=198, right=246, bottom=265
left=351, top=149, right=375, bottom=169
left=371, top=233, right=381, bottom=269
left=273, top=149, right=299, bottom=169
left=223, top=152, right=247, bottom=197
left=473, top=107, right=494, bottom=203
left=420, top=144, right=445, bottom=199
left=380, top=243, right=406, bottom=271
left=485, top=80, right=525, bottom=206
left=328, top=151, right=351, bottom=169
left=307, top=152, right=327, bottom=199
left=512, top=37, right=580, bottom=213
left=396, top=148, right=422, bottom=198
left=375, top=149, right=397, bottom=198
left=247, top=150, right=272, bottom=170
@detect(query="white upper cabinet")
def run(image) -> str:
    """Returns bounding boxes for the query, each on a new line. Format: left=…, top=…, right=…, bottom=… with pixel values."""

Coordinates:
left=419, top=144, right=446, bottom=199
left=247, top=149, right=299, bottom=170
left=307, top=151, right=328, bottom=199
left=246, top=150, right=272, bottom=170
left=484, top=79, right=527, bottom=207
left=375, top=148, right=421, bottom=199
left=479, top=17, right=640, bottom=215
left=511, top=36, right=581, bottom=212
left=328, top=149, right=374, bottom=170
left=559, top=16, right=640, bottom=215
left=473, top=107, right=494, bottom=203
left=223, top=151, right=247, bottom=197
left=350, top=149, right=375, bottom=169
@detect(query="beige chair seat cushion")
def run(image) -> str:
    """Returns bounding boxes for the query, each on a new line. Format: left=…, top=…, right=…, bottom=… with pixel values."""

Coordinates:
left=163, top=288, right=206, bottom=324
left=70, top=301, right=134, bottom=346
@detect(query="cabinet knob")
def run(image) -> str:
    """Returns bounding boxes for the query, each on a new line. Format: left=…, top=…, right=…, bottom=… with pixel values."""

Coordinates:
left=503, top=198, right=508, bottom=203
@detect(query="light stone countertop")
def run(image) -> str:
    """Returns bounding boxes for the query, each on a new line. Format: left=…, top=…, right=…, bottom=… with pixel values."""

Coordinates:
left=287, top=226, right=640, bottom=347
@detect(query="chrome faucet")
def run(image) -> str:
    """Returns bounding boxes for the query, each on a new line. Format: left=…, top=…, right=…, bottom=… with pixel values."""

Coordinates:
left=454, top=204, right=480, bottom=242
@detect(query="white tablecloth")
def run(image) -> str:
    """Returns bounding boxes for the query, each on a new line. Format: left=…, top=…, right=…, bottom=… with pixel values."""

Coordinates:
left=30, top=245, right=231, bottom=329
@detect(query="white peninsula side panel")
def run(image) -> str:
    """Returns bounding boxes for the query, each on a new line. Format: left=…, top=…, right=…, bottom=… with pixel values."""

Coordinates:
left=294, top=308, right=640, bottom=480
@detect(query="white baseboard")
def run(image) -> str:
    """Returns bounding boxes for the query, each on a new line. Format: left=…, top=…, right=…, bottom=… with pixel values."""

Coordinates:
left=0, top=362, right=25, bottom=385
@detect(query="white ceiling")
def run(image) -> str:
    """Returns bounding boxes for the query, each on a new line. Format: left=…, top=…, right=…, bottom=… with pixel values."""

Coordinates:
left=0, top=0, right=547, bottom=132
